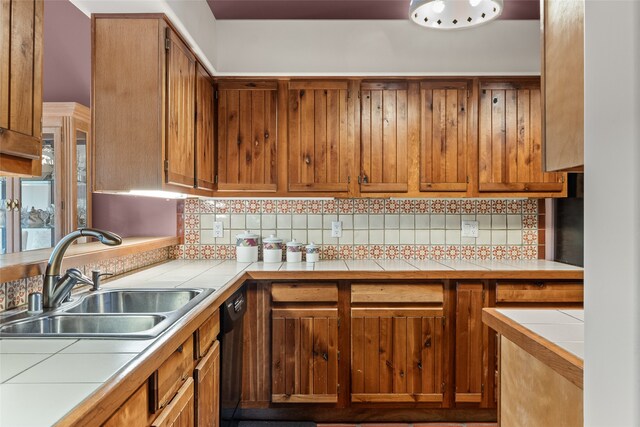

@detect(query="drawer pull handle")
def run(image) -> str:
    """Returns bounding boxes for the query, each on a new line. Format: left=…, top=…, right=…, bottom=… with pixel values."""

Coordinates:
left=177, top=345, right=184, bottom=354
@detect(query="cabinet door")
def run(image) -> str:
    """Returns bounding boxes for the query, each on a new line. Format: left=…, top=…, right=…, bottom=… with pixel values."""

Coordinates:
left=271, top=307, right=339, bottom=403
left=217, top=81, right=278, bottom=192
left=195, top=63, right=215, bottom=192
left=0, top=0, right=43, bottom=176
left=455, top=282, right=486, bottom=404
left=195, top=340, right=220, bottom=427
left=103, top=383, right=154, bottom=427
left=151, top=377, right=195, bottom=427
left=351, top=308, right=445, bottom=404
left=478, top=80, right=565, bottom=195
left=360, top=81, right=411, bottom=193
left=165, top=28, right=196, bottom=188
left=288, top=81, right=351, bottom=193
left=420, top=81, right=470, bottom=193
left=542, top=0, right=584, bottom=171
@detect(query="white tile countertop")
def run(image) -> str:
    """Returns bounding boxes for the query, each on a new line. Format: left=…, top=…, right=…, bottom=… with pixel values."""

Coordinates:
left=496, top=308, right=585, bottom=359
left=0, top=258, right=582, bottom=426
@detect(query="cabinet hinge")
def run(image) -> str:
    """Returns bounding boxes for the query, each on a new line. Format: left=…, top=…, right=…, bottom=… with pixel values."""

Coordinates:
left=481, top=383, right=485, bottom=395
left=164, top=160, right=169, bottom=171
left=215, top=90, right=219, bottom=100
left=337, top=351, right=341, bottom=361
left=561, top=175, right=566, bottom=183
left=214, top=174, right=218, bottom=184
left=165, top=38, right=170, bottom=50
left=467, top=89, right=471, bottom=98
left=347, top=176, right=351, bottom=184
left=337, top=384, right=341, bottom=393
left=441, top=382, right=446, bottom=393
left=466, top=175, right=470, bottom=183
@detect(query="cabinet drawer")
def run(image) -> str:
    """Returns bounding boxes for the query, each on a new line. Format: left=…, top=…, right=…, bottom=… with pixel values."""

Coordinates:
left=271, top=283, right=338, bottom=303
left=496, top=282, right=583, bottom=304
left=351, top=283, right=443, bottom=304
left=197, top=309, right=220, bottom=358
left=156, top=335, right=194, bottom=409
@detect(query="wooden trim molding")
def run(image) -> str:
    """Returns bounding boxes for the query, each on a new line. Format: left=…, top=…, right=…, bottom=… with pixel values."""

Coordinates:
left=0, top=236, right=179, bottom=283
left=482, top=308, right=583, bottom=389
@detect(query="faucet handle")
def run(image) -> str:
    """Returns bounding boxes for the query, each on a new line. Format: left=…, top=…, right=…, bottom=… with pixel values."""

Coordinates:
left=91, top=270, right=114, bottom=291
left=66, top=268, right=93, bottom=286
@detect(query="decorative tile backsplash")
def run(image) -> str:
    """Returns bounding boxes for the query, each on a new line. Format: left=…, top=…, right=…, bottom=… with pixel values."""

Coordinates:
left=0, top=247, right=171, bottom=313
left=174, top=198, right=544, bottom=262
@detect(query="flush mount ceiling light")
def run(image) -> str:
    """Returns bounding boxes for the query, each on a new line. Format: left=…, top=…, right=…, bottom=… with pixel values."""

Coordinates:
left=410, top=0, right=504, bottom=30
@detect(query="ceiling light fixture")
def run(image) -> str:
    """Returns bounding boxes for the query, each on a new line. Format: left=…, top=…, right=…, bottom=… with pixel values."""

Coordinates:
left=409, top=0, right=504, bottom=30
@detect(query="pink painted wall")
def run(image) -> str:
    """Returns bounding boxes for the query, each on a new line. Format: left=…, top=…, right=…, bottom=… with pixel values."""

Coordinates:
left=92, top=193, right=178, bottom=238
left=44, top=0, right=91, bottom=106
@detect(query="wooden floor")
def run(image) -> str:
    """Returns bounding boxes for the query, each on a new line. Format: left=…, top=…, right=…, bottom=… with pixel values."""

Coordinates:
left=319, top=423, right=497, bottom=427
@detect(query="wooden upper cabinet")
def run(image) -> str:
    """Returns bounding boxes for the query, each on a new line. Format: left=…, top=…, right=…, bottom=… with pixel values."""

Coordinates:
left=288, top=81, right=351, bottom=193
left=542, top=0, right=584, bottom=172
left=0, top=0, right=43, bottom=176
left=93, top=16, right=214, bottom=195
left=217, top=81, right=278, bottom=192
left=165, top=28, right=196, bottom=188
left=478, top=79, right=565, bottom=196
left=195, top=63, right=215, bottom=192
left=420, top=81, right=470, bottom=194
left=360, top=81, right=415, bottom=194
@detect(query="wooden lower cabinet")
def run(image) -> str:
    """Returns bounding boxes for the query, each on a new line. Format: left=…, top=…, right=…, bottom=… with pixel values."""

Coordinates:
left=351, top=308, right=446, bottom=403
left=102, top=309, right=220, bottom=427
left=454, top=282, right=487, bottom=404
left=195, top=340, right=220, bottom=427
left=152, top=378, right=195, bottom=427
left=271, top=306, right=340, bottom=403
left=103, top=383, right=155, bottom=427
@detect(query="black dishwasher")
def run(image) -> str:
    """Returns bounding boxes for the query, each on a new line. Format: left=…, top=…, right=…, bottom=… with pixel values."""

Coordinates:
left=220, top=288, right=246, bottom=427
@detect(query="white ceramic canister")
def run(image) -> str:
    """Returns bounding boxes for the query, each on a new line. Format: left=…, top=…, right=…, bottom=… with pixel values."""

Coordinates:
left=305, top=242, right=320, bottom=263
left=286, top=239, right=304, bottom=263
left=263, top=234, right=283, bottom=263
left=236, top=230, right=259, bottom=263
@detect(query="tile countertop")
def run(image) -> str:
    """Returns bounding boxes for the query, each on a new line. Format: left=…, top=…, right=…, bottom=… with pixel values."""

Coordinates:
left=482, top=307, right=584, bottom=391
left=0, top=259, right=582, bottom=426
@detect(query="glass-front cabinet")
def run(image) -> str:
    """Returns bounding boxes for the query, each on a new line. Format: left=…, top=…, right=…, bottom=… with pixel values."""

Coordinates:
left=0, top=103, right=91, bottom=254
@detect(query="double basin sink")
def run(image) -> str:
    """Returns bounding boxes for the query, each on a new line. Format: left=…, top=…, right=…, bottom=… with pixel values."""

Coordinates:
left=0, top=288, right=214, bottom=339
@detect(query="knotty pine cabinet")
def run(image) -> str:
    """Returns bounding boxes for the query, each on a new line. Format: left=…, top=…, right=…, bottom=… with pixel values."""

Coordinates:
left=419, top=81, right=472, bottom=195
left=102, top=309, right=220, bottom=427
left=288, top=81, right=352, bottom=193
left=359, top=81, right=416, bottom=194
left=478, top=79, right=566, bottom=197
left=350, top=283, right=447, bottom=404
left=454, top=282, right=487, bottom=405
left=241, top=279, right=582, bottom=421
left=92, top=15, right=214, bottom=196
left=271, top=283, right=340, bottom=403
left=0, top=0, right=43, bottom=176
left=195, top=63, right=216, bottom=192
left=216, top=81, right=278, bottom=192
left=165, top=28, right=196, bottom=188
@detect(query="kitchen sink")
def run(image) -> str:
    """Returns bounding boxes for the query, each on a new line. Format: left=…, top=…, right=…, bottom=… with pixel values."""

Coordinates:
left=64, top=289, right=202, bottom=314
left=0, top=314, right=165, bottom=336
left=0, top=287, right=214, bottom=339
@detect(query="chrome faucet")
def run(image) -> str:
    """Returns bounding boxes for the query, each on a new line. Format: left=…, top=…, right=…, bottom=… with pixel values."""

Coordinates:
left=43, top=228, right=122, bottom=308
